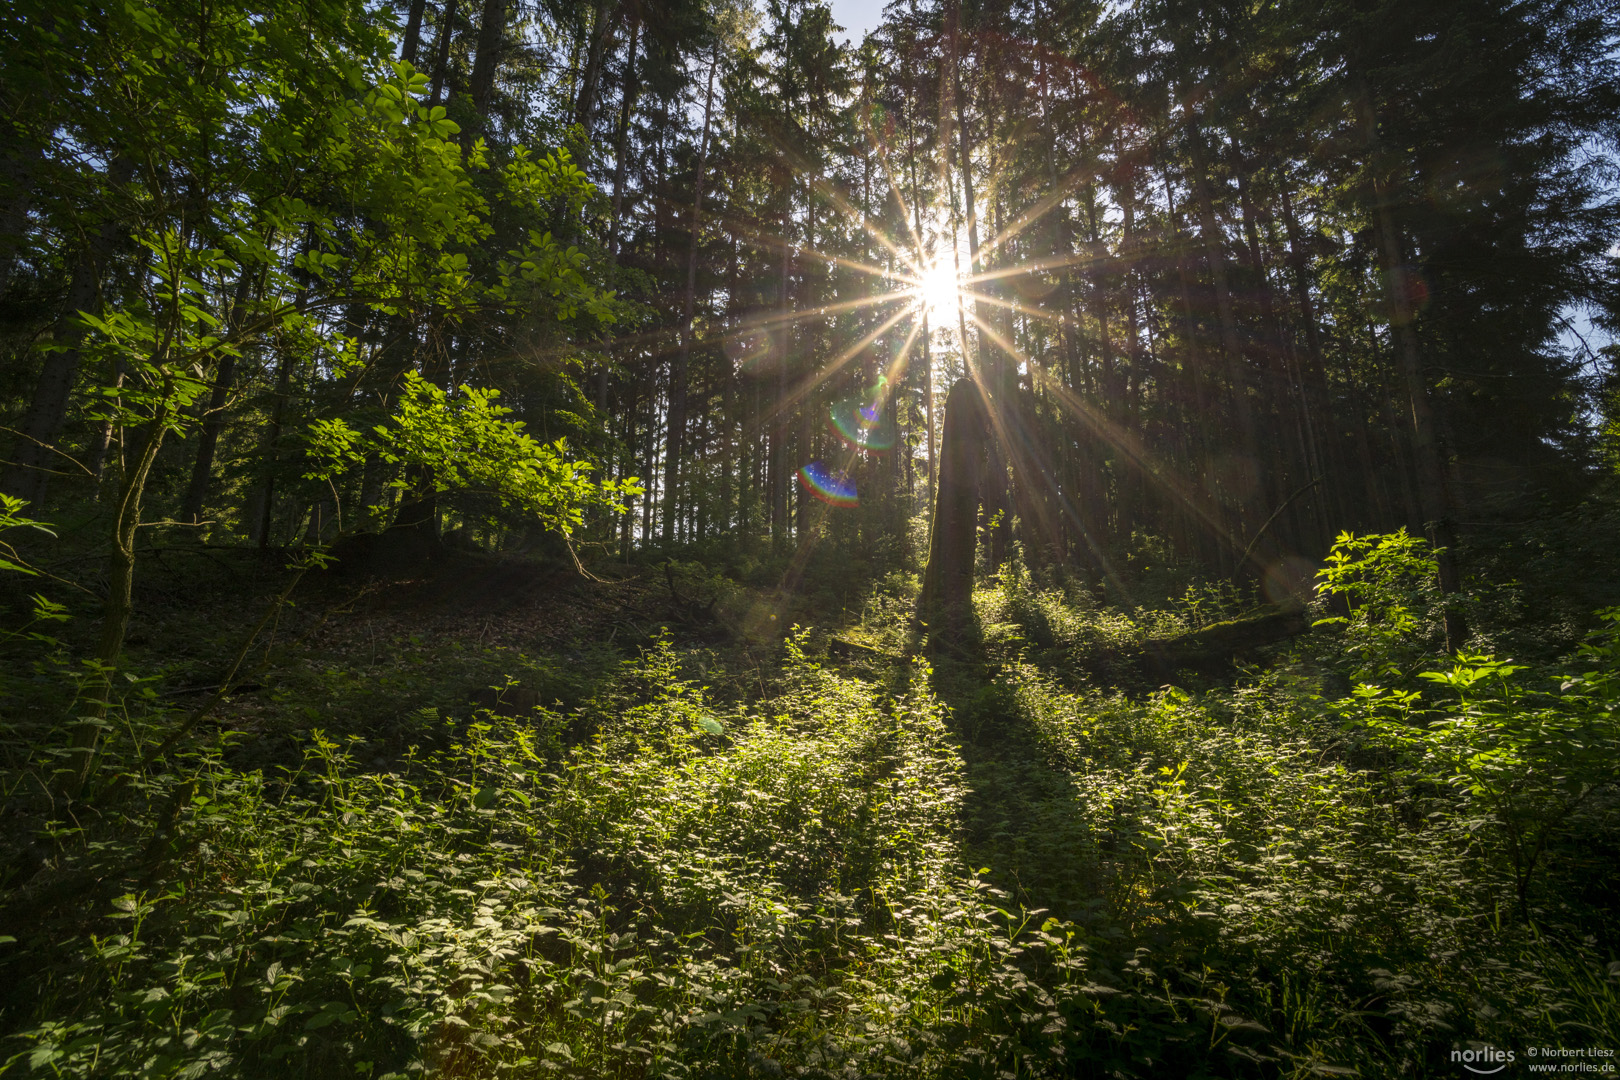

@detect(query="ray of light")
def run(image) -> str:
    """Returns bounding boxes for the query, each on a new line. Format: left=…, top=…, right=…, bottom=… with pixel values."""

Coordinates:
left=959, top=249, right=1110, bottom=287
left=971, top=159, right=1096, bottom=269
left=957, top=286, right=1077, bottom=329
left=739, top=288, right=915, bottom=333
left=881, top=319, right=923, bottom=391
left=953, top=316, right=1116, bottom=590
left=801, top=169, right=919, bottom=271
left=758, top=304, right=915, bottom=426
left=690, top=200, right=905, bottom=286
left=966, top=309, right=1248, bottom=568
left=858, top=113, right=926, bottom=262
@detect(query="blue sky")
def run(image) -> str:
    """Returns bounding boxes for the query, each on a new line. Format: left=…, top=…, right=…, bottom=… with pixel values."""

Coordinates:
left=824, top=0, right=886, bottom=45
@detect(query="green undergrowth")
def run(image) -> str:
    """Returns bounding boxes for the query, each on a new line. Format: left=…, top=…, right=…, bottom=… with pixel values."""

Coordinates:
left=2, top=533, right=1618, bottom=1078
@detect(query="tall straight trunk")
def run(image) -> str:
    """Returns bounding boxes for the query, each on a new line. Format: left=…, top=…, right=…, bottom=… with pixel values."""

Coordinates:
left=1115, top=160, right=1143, bottom=546
left=619, top=377, right=639, bottom=558
left=0, top=136, right=40, bottom=305
left=1185, top=114, right=1258, bottom=525
left=401, top=0, right=428, bottom=64
left=663, top=43, right=718, bottom=544
left=920, top=378, right=987, bottom=620
left=1234, top=161, right=1309, bottom=555
left=641, top=377, right=657, bottom=541
left=573, top=0, right=622, bottom=135
left=718, top=367, right=733, bottom=535
left=606, top=18, right=641, bottom=259
left=467, top=0, right=508, bottom=121
left=2, top=159, right=131, bottom=506
left=252, top=246, right=316, bottom=548
left=428, top=0, right=460, bottom=107
left=772, top=208, right=792, bottom=548
left=903, top=100, right=935, bottom=507
left=1279, top=184, right=1344, bottom=541
left=180, top=266, right=258, bottom=524
left=1354, top=77, right=1464, bottom=649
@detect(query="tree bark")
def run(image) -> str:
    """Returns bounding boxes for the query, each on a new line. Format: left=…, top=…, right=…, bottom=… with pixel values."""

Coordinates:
left=2, top=159, right=131, bottom=506
left=179, top=266, right=257, bottom=524
left=1354, top=77, right=1465, bottom=650
left=920, top=377, right=987, bottom=620
left=0, top=136, right=40, bottom=305
left=467, top=0, right=508, bottom=121
left=401, top=0, right=428, bottom=65
left=428, top=0, right=461, bottom=108
left=573, top=0, right=623, bottom=136
left=1185, top=113, right=1259, bottom=531
left=663, top=41, right=718, bottom=544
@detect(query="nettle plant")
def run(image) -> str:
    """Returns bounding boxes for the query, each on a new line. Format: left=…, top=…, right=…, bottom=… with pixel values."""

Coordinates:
left=1312, top=528, right=1444, bottom=681
left=1327, top=533, right=1620, bottom=923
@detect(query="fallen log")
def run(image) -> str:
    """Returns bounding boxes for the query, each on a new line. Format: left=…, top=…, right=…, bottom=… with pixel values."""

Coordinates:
left=1088, top=605, right=1312, bottom=684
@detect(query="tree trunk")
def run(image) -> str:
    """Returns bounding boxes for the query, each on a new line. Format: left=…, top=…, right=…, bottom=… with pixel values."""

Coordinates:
left=1354, top=77, right=1465, bottom=650
left=1, top=162, right=129, bottom=506
left=663, top=43, right=718, bottom=544
left=573, top=0, right=623, bottom=136
left=1185, top=113, right=1259, bottom=531
left=606, top=17, right=641, bottom=258
left=428, top=0, right=461, bottom=108
left=0, top=136, right=40, bottom=305
left=771, top=203, right=792, bottom=548
left=920, top=378, right=987, bottom=621
left=63, top=381, right=175, bottom=795
left=401, top=0, right=428, bottom=65
left=467, top=0, right=508, bottom=121
left=179, top=267, right=257, bottom=524
left=1279, top=183, right=1344, bottom=542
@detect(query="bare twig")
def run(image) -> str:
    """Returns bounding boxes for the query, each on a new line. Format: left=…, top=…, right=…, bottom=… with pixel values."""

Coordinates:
left=1236, top=477, right=1322, bottom=578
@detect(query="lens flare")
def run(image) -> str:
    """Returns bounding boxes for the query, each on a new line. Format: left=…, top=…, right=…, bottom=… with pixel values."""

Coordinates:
left=797, top=461, right=858, bottom=507
left=828, top=378, right=898, bottom=452
left=724, top=327, right=776, bottom=372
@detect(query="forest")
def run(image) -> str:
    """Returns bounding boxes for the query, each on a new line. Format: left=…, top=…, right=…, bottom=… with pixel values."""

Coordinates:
left=1, top=0, right=1619, bottom=1074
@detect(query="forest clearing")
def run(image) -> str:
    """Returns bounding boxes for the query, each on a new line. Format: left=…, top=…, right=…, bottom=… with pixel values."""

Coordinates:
left=1, top=0, right=1619, bottom=1075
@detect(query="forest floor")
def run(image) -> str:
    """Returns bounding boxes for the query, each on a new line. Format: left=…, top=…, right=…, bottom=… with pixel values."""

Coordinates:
left=2, top=519, right=1619, bottom=1078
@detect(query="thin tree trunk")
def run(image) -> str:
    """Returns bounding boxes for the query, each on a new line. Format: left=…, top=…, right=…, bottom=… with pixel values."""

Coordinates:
left=1186, top=113, right=1259, bottom=530
left=428, top=0, right=461, bottom=108
left=771, top=199, right=792, bottom=548
left=0, top=136, right=40, bottom=305
left=2, top=162, right=129, bottom=506
left=902, top=98, right=935, bottom=507
left=573, top=0, right=623, bottom=136
left=1354, top=77, right=1465, bottom=649
left=64, top=379, right=175, bottom=795
left=180, top=267, right=258, bottom=524
left=401, top=0, right=428, bottom=64
left=607, top=17, right=641, bottom=259
left=664, top=42, right=718, bottom=544
left=1279, top=183, right=1343, bottom=542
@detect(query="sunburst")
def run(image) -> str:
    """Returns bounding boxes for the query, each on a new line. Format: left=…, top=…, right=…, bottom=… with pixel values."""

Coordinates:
left=914, top=256, right=961, bottom=320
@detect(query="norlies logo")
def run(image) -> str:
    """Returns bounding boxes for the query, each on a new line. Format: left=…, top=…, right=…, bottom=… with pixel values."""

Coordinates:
left=1455, top=1046, right=1517, bottom=1074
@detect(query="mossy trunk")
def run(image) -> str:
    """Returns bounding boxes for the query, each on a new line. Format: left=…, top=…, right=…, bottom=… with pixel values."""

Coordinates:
left=920, top=378, right=987, bottom=620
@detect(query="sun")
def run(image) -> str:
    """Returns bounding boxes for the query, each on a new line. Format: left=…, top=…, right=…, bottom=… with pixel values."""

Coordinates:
left=915, top=257, right=961, bottom=320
